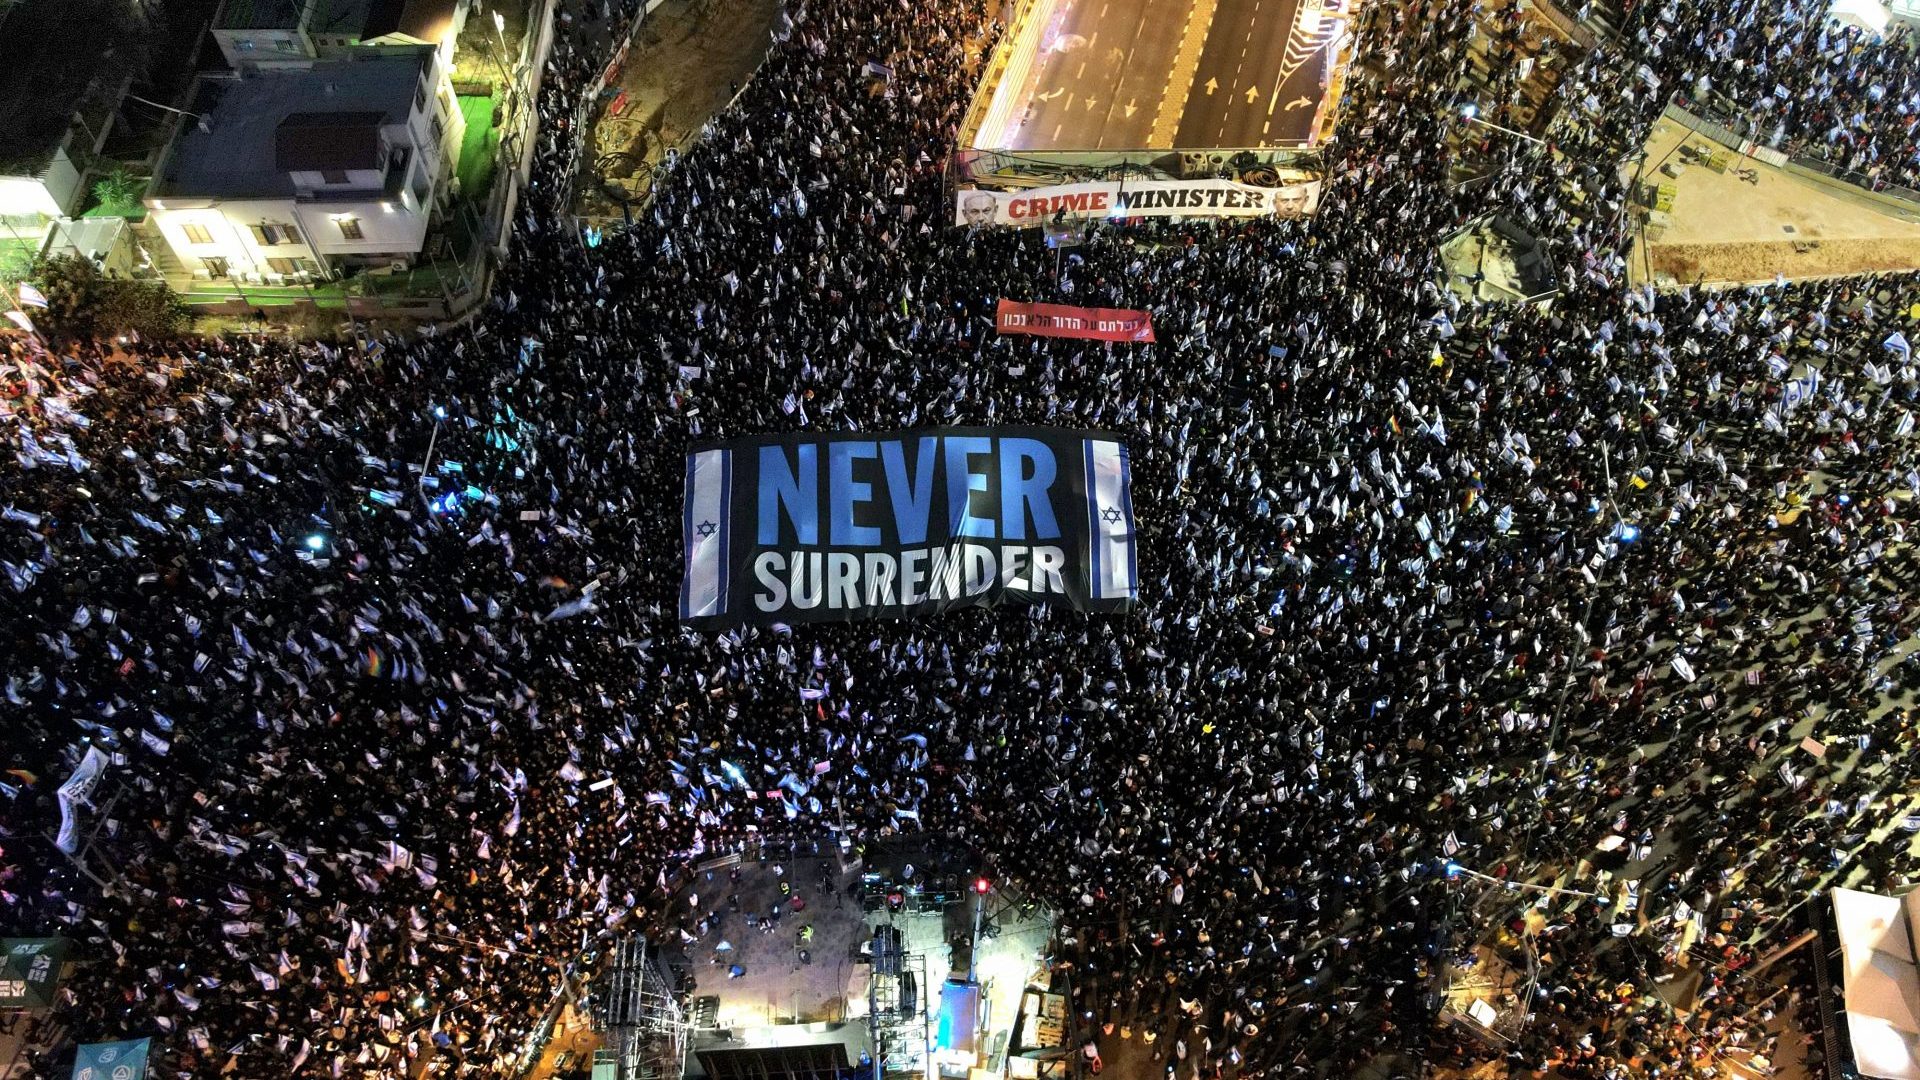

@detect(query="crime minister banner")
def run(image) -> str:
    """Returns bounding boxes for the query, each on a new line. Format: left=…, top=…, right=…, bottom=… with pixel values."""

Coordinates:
left=955, top=179, right=1321, bottom=227
left=996, top=300, right=1155, bottom=343
left=681, top=427, right=1137, bottom=626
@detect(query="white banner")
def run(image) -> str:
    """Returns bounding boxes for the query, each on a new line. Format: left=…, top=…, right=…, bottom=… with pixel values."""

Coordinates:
left=955, top=179, right=1321, bottom=227
left=55, top=746, right=110, bottom=854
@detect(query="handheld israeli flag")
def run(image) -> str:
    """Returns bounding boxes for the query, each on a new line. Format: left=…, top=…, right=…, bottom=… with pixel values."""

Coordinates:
left=54, top=746, right=111, bottom=854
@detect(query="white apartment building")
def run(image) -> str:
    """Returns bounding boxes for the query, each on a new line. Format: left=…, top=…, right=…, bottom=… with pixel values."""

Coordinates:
left=144, top=53, right=464, bottom=283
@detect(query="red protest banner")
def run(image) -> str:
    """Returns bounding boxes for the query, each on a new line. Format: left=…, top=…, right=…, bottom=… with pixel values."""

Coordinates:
left=995, top=299, right=1156, bottom=343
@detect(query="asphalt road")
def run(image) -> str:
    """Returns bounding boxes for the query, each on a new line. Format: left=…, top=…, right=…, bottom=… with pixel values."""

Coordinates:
left=1174, top=0, right=1325, bottom=148
left=1010, top=0, right=1193, bottom=150
left=1000, top=0, right=1333, bottom=151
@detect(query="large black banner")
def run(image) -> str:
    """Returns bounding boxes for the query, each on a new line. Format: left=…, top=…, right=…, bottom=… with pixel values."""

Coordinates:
left=680, top=427, right=1137, bottom=627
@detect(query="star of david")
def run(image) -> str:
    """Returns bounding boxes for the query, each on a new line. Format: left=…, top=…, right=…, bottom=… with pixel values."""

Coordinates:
left=696, top=520, right=717, bottom=538
left=1100, top=506, right=1124, bottom=524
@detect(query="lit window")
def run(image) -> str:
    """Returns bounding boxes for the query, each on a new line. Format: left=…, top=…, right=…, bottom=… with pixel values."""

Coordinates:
left=182, top=223, right=213, bottom=244
left=337, top=218, right=364, bottom=240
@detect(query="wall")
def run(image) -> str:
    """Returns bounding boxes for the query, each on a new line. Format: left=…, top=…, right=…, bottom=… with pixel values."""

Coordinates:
left=290, top=167, right=385, bottom=193
left=293, top=196, right=429, bottom=259
left=0, top=146, right=85, bottom=219
left=214, top=28, right=316, bottom=68
left=150, top=199, right=322, bottom=275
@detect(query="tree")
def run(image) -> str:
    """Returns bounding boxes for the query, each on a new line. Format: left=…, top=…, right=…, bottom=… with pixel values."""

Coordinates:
left=91, top=169, right=143, bottom=216
left=29, top=253, right=192, bottom=343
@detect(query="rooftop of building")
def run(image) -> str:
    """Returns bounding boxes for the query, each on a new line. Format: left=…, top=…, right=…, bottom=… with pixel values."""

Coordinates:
left=300, top=0, right=456, bottom=43
left=152, top=55, right=428, bottom=200
left=215, top=0, right=311, bottom=30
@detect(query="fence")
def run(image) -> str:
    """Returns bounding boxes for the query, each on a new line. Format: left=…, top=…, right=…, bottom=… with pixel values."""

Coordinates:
left=951, top=145, right=1324, bottom=190
left=1665, top=96, right=1920, bottom=208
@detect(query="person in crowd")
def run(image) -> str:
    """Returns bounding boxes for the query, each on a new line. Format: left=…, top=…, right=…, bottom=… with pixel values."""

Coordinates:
left=3, top=0, right=1919, bottom=1075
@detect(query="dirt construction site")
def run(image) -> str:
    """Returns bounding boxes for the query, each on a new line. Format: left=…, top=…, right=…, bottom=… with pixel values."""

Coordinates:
left=1628, top=114, right=1920, bottom=286
left=1628, top=117, right=1920, bottom=287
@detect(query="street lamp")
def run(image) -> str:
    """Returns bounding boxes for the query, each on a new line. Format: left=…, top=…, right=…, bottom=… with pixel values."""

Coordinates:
left=967, top=877, right=991, bottom=983
left=419, top=405, right=448, bottom=517
left=1458, top=103, right=1547, bottom=147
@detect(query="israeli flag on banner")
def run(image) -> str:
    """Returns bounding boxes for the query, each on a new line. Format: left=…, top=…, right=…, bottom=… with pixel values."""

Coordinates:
left=1083, top=439, right=1137, bottom=601
left=71, top=1037, right=150, bottom=1080
left=680, top=448, right=733, bottom=620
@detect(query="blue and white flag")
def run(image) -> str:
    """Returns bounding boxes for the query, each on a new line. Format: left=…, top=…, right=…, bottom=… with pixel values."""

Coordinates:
left=54, top=746, right=110, bottom=854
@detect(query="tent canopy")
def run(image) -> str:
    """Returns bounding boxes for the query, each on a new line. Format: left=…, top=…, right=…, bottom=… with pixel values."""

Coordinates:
left=0, top=938, right=70, bottom=1010
left=1832, top=888, right=1920, bottom=1080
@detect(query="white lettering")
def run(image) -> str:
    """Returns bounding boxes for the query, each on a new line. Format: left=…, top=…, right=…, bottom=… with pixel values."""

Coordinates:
left=964, top=544, right=996, bottom=595
left=754, top=552, right=787, bottom=610
left=863, top=552, right=898, bottom=606
left=900, top=549, right=926, bottom=605
left=1031, top=545, right=1067, bottom=593
left=789, top=552, right=823, bottom=609
left=1000, top=546, right=1029, bottom=590
left=827, top=552, right=859, bottom=609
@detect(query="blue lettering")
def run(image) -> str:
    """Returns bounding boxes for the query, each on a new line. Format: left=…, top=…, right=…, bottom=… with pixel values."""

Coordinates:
left=758, top=444, right=818, bottom=545
left=998, top=438, right=1059, bottom=540
left=828, top=441, right=881, bottom=545
left=944, top=436, right=995, bottom=539
left=881, top=437, right=938, bottom=544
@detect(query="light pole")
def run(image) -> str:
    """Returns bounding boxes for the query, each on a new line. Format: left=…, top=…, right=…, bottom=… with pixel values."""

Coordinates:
left=968, top=876, right=990, bottom=983
left=419, top=404, right=448, bottom=515
left=1459, top=104, right=1548, bottom=147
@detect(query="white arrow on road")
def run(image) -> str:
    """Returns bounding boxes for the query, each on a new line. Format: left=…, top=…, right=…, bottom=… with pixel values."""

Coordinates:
left=1084, top=96, right=1099, bottom=111
left=1244, top=84, right=1259, bottom=104
left=1285, top=95, right=1313, bottom=110
left=1036, top=88, right=1066, bottom=102
left=1205, top=77, right=1219, bottom=95
left=1123, top=98, right=1138, bottom=118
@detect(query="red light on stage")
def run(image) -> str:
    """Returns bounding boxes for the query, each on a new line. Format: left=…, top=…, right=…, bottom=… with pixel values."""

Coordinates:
left=973, top=877, right=992, bottom=894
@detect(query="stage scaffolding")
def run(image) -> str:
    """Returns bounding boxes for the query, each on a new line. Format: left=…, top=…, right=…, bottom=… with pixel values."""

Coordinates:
left=595, top=935, right=691, bottom=1080
left=867, top=923, right=931, bottom=1080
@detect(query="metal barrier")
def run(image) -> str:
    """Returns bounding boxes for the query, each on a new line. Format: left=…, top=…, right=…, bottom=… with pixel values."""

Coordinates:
left=952, top=145, right=1323, bottom=189
left=1667, top=95, right=1920, bottom=207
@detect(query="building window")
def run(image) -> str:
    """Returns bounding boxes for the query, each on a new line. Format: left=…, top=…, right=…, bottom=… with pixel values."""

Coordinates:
left=322, top=170, right=349, bottom=185
left=250, top=223, right=300, bottom=246
left=336, top=217, right=364, bottom=240
left=266, top=257, right=301, bottom=275
left=234, top=38, right=255, bottom=50
left=275, top=37, right=297, bottom=52
left=202, top=257, right=230, bottom=277
left=415, top=79, right=429, bottom=113
left=182, top=223, right=213, bottom=244
left=429, top=116, right=443, bottom=146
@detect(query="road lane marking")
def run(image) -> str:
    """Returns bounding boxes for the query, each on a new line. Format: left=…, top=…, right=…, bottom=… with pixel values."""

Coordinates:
left=1149, top=0, right=1221, bottom=145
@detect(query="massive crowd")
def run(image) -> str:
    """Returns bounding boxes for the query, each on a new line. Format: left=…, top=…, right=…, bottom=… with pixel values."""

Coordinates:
left=4, top=0, right=1920, bottom=1075
left=1665, top=0, right=1920, bottom=188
